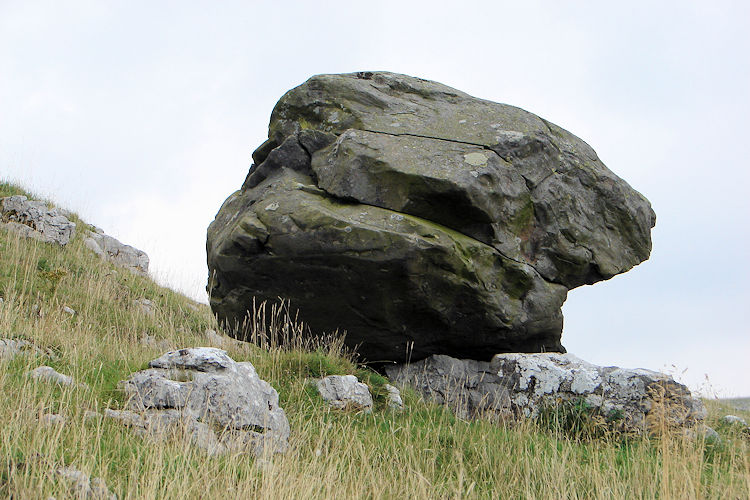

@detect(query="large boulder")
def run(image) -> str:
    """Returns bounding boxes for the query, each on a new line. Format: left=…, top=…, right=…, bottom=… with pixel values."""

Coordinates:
left=207, top=72, right=655, bottom=362
left=387, top=353, right=706, bottom=433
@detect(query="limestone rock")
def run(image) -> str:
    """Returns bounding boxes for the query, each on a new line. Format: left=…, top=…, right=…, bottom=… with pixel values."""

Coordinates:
left=388, top=353, right=705, bottom=433
left=110, top=347, right=289, bottom=456
left=491, top=353, right=705, bottom=431
left=84, top=226, right=149, bottom=275
left=133, top=298, right=155, bottom=316
left=385, top=355, right=511, bottom=420
left=315, top=375, right=373, bottom=412
left=28, top=366, right=75, bottom=386
left=384, top=384, right=404, bottom=410
left=41, top=413, right=66, bottom=426
left=0, top=195, right=76, bottom=246
left=56, top=466, right=117, bottom=500
left=0, top=338, right=48, bottom=360
left=721, top=415, right=749, bottom=428
left=207, top=72, right=655, bottom=362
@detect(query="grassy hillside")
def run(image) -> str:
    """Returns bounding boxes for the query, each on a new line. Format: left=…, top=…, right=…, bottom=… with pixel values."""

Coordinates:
left=1, top=181, right=748, bottom=499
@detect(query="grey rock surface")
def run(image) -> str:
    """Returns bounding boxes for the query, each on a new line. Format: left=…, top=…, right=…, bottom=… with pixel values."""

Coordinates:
left=1, top=195, right=76, bottom=246
left=41, top=413, right=66, bottom=426
left=207, top=71, right=655, bottom=362
left=721, top=415, right=749, bottom=427
left=110, top=347, right=289, bottom=456
left=388, top=353, right=706, bottom=432
left=56, top=466, right=117, bottom=500
left=315, top=375, right=373, bottom=412
left=384, top=384, right=404, bottom=410
left=84, top=226, right=149, bottom=274
left=28, top=366, right=75, bottom=386
left=133, top=298, right=155, bottom=317
left=386, top=354, right=511, bottom=420
left=0, top=338, right=48, bottom=360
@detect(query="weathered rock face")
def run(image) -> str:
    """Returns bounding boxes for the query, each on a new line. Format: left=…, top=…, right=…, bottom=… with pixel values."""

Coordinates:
left=207, top=71, right=655, bottom=362
left=1, top=195, right=76, bottom=245
left=84, top=225, right=149, bottom=275
left=315, top=374, right=374, bottom=412
left=110, top=348, right=289, bottom=456
left=387, top=353, right=705, bottom=433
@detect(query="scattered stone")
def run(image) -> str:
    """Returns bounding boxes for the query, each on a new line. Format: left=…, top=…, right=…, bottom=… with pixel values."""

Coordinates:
left=703, top=426, right=721, bottom=444
left=315, top=375, right=373, bottom=412
left=208, top=72, right=655, bottom=362
left=62, top=306, right=76, bottom=316
left=721, top=415, right=749, bottom=427
left=40, top=413, right=66, bottom=426
left=84, top=410, right=103, bottom=421
left=0, top=338, right=48, bottom=360
left=84, top=226, right=149, bottom=275
left=139, top=334, right=172, bottom=351
left=55, top=466, right=117, bottom=500
left=31, top=303, right=43, bottom=318
left=384, top=384, right=404, bottom=410
left=204, top=328, right=226, bottom=346
left=108, top=347, right=289, bottom=456
left=28, top=366, right=75, bottom=386
left=388, top=353, right=706, bottom=432
left=0, top=195, right=76, bottom=246
left=133, top=298, right=155, bottom=316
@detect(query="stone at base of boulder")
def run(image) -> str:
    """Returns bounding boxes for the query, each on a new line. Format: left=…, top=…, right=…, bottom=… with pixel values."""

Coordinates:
left=387, top=352, right=705, bottom=433
left=315, top=375, right=373, bottom=412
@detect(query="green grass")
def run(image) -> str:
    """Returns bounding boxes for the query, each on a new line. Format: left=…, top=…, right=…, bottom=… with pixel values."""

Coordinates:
left=0, top=180, right=748, bottom=498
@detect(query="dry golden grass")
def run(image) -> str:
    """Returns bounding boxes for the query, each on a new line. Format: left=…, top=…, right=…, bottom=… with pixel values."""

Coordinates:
left=1, top=182, right=748, bottom=499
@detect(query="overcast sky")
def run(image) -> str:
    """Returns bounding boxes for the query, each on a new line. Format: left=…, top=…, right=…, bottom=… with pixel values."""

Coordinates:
left=1, top=1, right=748, bottom=397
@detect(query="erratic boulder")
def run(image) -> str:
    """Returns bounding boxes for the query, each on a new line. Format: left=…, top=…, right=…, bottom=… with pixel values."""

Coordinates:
left=387, top=353, right=705, bottom=433
left=207, top=72, right=655, bottom=363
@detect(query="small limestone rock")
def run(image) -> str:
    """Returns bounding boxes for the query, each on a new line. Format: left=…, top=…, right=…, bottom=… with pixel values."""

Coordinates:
left=139, top=334, right=172, bottom=351
left=0, top=196, right=76, bottom=246
left=84, top=410, right=103, bottom=421
left=28, top=366, right=75, bottom=386
left=721, top=415, right=749, bottom=427
left=385, top=384, right=404, bottom=410
left=1, top=338, right=47, bottom=360
left=109, top=347, right=289, bottom=457
left=56, top=466, right=117, bottom=500
left=41, top=413, right=66, bottom=426
left=62, top=306, right=76, bottom=316
left=315, top=375, right=373, bottom=412
left=133, top=298, right=155, bottom=316
left=704, top=426, right=721, bottom=444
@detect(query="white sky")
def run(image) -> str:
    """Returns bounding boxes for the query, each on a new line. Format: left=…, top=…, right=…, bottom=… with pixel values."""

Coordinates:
left=1, top=1, right=748, bottom=397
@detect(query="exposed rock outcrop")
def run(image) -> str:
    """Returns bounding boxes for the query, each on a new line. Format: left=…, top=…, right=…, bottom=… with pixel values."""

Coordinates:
left=108, top=348, right=289, bottom=457
left=84, top=226, right=149, bottom=275
left=387, top=353, right=706, bottom=433
left=207, top=71, right=655, bottom=363
left=1, top=195, right=76, bottom=246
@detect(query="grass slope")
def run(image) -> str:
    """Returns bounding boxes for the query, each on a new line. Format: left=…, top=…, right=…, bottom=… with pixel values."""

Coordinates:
left=0, top=181, right=748, bottom=499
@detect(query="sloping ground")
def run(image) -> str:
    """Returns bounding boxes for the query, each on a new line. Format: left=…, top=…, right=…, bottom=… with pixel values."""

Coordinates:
left=723, top=398, right=750, bottom=412
left=0, top=181, right=748, bottom=499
